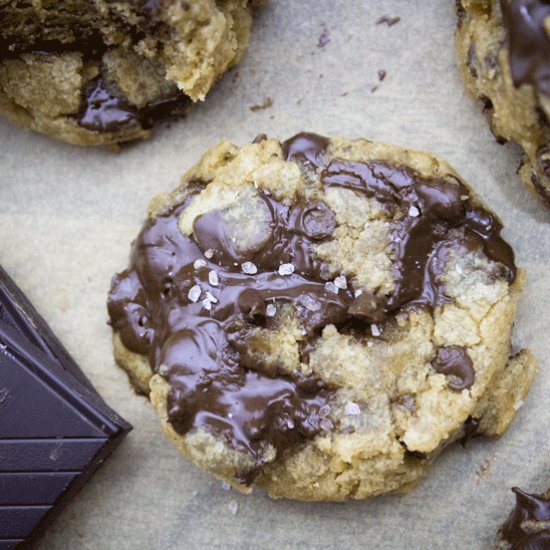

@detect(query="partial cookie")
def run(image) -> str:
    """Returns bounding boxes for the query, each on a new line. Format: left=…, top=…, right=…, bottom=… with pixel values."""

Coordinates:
left=455, top=0, right=550, bottom=207
left=0, top=1, right=259, bottom=145
left=108, top=132, right=537, bottom=501
left=496, top=487, right=550, bottom=548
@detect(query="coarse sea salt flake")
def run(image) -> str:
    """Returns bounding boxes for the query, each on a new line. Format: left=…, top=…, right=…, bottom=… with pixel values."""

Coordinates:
left=302, top=295, right=321, bottom=311
left=266, top=304, right=277, bottom=317
left=279, top=263, right=295, bottom=276
left=408, top=205, right=420, bottom=217
left=371, top=324, right=381, bottom=337
left=204, top=249, right=214, bottom=259
left=325, top=281, right=338, bottom=294
left=202, top=299, right=213, bottom=311
left=205, top=291, right=218, bottom=303
left=228, top=500, right=239, bottom=515
left=344, top=402, right=361, bottom=415
left=193, top=259, right=207, bottom=269
left=188, top=285, right=201, bottom=302
left=208, top=271, right=219, bottom=286
left=158, top=365, right=169, bottom=376
left=334, top=275, right=347, bottom=289
left=241, top=261, right=258, bottom=274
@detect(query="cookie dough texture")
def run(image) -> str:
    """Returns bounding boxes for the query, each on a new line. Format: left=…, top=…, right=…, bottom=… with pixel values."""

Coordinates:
left=455, top=0, right=550, bottom=206
left=0, top=1, right=259, bottom=145
left=108, top=133, right=537, bottom=501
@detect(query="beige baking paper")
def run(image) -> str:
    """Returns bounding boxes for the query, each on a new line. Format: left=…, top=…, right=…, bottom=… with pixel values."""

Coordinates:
left=0, top=1, right=548, bottom=548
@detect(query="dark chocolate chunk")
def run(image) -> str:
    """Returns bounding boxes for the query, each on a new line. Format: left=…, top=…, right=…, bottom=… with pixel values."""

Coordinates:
left=460, top=415, right=481, bottom=446
left=501, top=0, right=550, bottom=96
left=78, top=78, right=141, bottom=133
left=498, top=487, right=550, bottom=549
left=108, top=133, right=517, bottom=483
left=432, top=346, right=475, bottom=391
left=281, top=132, right=330, bottom=171
left=0, top=266, right=94, bottom=391
left=0, top=269, right=131, bottom=549
left=77, top=76, right=190, bottom=134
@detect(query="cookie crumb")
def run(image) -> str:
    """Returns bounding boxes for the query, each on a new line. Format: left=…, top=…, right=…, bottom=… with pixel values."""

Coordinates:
left=188, top=285, right=202, bottom=303
left=513, top=400, right=524, bottom=410
left=250, top=97, right=273, bottom=112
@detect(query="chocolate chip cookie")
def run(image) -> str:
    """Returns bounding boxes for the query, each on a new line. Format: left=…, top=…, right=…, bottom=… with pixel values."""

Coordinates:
left=496, top=487, right=550, bottom=548
left=0, top=1, right=259, bottom=145
left=456, top=0, right=550, bottom=207
left=107, top=132, right=537, bottom=501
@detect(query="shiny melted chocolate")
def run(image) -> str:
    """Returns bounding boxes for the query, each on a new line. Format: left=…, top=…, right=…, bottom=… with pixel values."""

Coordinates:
left=431, top=346, right=475, bottom=391
left=0, top=9, right=189, bottom=134
left=501, top=0, right=550, bottom=96
left=498, top=487, right=550, bottom=549
left=77, top=77, right=190, bottom=133
left=108, top=133, right=517, bottom=480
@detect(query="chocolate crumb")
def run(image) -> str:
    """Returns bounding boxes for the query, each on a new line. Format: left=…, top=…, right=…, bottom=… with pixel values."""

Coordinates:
left=378, top=69, right=387, bottom=81
left=317, top=27, right=330, bottom=48
left=376, top=15, right=401, bottom=27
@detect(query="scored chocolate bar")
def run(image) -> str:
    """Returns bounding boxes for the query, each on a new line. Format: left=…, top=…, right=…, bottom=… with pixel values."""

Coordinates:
left=0, top=268, right=132, bottom=549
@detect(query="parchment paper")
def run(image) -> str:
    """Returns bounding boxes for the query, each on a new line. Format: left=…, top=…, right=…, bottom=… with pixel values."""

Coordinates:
left=1, top=2, right=548, bottom=548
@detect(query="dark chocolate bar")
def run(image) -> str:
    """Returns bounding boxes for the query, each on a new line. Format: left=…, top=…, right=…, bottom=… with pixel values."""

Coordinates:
left=0, top=270, right=131, bottom=549
left=0, top=265, right=95, bottom=391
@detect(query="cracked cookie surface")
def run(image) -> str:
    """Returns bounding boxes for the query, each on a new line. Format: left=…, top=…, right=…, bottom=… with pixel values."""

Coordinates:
left=0, top=0, right=258, bottom=145
left=455, top=0, right=550, bottom=207
left=107, top=132, right=537, bottom=501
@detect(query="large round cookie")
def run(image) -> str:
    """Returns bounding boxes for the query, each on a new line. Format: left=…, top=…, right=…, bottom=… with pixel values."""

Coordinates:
left=455, top=0, right=550, bottom=207
left=108, top=132, right=537, bottom=501
left=0, top=0, right=259, bottom=145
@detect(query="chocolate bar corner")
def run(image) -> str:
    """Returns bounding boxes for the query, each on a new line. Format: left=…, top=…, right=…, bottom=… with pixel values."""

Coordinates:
left=0, top=267, right=132, bottom=549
